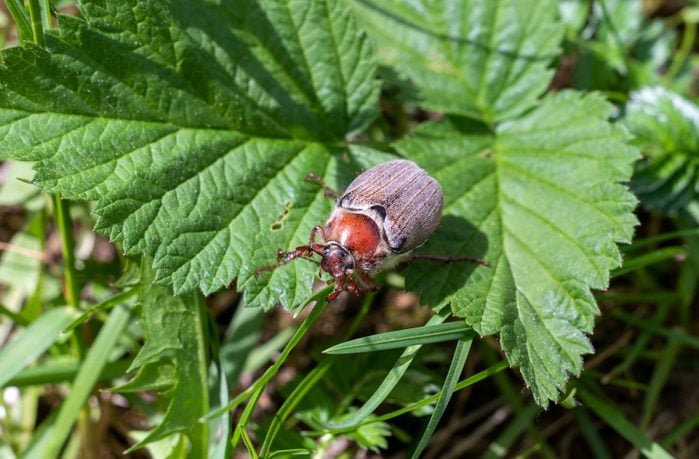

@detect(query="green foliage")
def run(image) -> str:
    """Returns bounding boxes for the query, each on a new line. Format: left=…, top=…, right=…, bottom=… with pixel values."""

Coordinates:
left=0, top=0, right=638, bottom=409
left=115, top=260, right=210, bottom=452
left=2, top=0, right=697, bottom=456
left=0, top=0, right=380, bottom=309
left=624, top=86, right=699, bottom=214
left=398, top=92, right=638, bottom=406
left=350, top=0, right=563, bottom=124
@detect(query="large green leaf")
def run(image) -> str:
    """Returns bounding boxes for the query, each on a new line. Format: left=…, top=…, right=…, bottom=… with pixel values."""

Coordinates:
left=398, top=92, right=639, bottom=406
left=624, top=86, right=699, bottom=214
left=0, top=0, right=380, bottom=308
left=349, top=0, right=563, bottom=124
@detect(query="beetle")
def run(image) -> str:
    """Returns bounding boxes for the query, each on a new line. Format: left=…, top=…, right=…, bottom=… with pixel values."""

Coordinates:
left=259, top=159, right=486, bottom=301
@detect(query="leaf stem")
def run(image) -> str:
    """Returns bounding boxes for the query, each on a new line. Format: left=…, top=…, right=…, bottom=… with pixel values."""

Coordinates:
left=26, top=0, right=46, bottom=47
left=52, top=196, right=81, bottom=312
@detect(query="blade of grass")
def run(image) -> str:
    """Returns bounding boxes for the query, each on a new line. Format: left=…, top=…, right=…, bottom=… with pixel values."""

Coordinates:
left=612, top=246, right=686, bottom=278
left=229, top=288, right=331, bottom=449
left=22, top=304, right=132, bottom=459
left=259, top=294, right=374, bottom=456
left=268, top=449, right=312, bottom=458
left=26, top=0, right=45, bottom=50
left=7, top=359, right=131, bottom=387
left=0, top=303, right=29, bottom=326
left=611, top=247, right=685, bottom=278
left=209, top=353, right=231, bottom=459
left=323, top=321, right=474, bottom=355
left=603, top=301, right=672, bottom=383
left=203, top=286, right=332, bottom=422
left=661, top=411, right=699, bottom=449
left=483, top=403, right=540, bottom=459
left=611, top=309, right=699, bottom=349
left=577, top=385, right=674, bottom=459
left=622, top=227, right=699, bottom=252
left=241, top=327, right=295, bottom=374
left=323, top=313, right=447, bottom=431
left=260, top=359, right=332, bottom=456
left=480, top=342, right=557, bottom=459
left=218, top=303, right=265, bottom=382
left=411, top=336, right=473, bottom=459
left=64, top=288, right=138, bottom=332
left=238, top=426, right=259, bottom=459
left=640, top=339, right=681, bottom=430
left=3, top=0, right=32, bottom=43
left=572, top=407, right=613, bottom=459
left=307, top=361, right=509, bottom=437
left=0, top=306, right=77, bottom=388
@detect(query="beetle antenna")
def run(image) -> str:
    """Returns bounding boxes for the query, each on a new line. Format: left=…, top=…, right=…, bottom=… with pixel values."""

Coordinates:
left=411, top=254, right=489, bottom=267
left=305, top=173, right=339, bottom=200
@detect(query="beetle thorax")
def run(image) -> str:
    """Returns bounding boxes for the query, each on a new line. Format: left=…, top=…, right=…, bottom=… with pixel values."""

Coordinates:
left=322, top=208, right=390, bottom=273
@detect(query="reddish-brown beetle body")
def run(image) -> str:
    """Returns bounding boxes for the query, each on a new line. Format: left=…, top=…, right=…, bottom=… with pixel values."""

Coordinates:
left=264, top=159, right=476, bottom=301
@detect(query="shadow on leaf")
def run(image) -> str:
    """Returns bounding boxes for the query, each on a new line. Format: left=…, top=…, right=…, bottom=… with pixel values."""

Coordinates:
left=402, top=214, right=488, bottom=309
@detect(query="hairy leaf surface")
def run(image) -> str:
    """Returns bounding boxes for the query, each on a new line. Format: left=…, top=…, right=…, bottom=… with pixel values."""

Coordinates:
left=349, top=0, right=563, bottom=124
left=624, top=87, right=699, bottom=214
left=0, top=0, right=379, bottom=308
left=398, top=92, right=639, bottom=406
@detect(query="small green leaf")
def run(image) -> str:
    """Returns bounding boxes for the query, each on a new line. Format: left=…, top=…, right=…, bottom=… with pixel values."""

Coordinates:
left=346, top=416, right=391, bottom=453
left=0, top=0, right=380, bottom=309
left=323, top=321, right=473, bottom=355
left=350, top=0, right=563, bottom=123
left=624, top=86, right=699, bottom=214
left=399, top=92, right=639, bottom=406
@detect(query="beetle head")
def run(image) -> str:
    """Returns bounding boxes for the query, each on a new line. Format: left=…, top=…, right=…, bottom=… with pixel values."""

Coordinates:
left=320, top=242, right=355, bottom=278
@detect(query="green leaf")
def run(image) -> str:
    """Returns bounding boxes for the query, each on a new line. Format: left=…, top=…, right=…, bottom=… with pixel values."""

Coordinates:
left=115, top=260, right=210, bottom=454
left=0, top=0, right=380, bottom=309
left=593, top=0, right=643, bottom=47
left=350, top=0, right=563, bottom=123
left=624, top=87, right=699, bottom=214
left=346, top=416, right=391, bottom=453
left=398, top=92, right=639, bottom=407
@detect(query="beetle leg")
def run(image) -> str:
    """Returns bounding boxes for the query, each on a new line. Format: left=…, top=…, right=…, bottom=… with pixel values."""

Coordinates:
left=411, top=254, right=489, bottom=267
left=305, top=173, right=339, bottom=200
left=327, top=287, right=342, bottom=302
left=309, top=226, right=326, bottom=248
left=327, top=275, right=346, bottom=301
left=355, top=270, right=378, bottom=293
left=256, top=226, right=328, bottom=277
left=277, top=246, right=314, bottom=265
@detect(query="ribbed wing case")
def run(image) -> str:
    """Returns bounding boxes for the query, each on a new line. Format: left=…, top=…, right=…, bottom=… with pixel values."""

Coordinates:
left=337, top=160, right=443, bottom=252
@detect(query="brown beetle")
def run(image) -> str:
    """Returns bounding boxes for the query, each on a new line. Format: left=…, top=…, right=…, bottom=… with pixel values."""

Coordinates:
left=261, top=159, right=486, bottom=301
